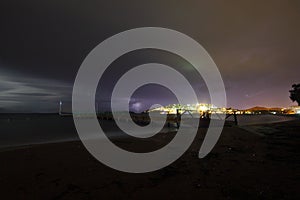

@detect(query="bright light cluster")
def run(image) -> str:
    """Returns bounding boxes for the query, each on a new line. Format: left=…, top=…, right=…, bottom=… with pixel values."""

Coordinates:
left=149, top=103, right=226, bottom=114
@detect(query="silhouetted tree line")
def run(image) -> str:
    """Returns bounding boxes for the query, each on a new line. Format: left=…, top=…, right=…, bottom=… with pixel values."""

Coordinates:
left=290, top=83, right=300, bottom=106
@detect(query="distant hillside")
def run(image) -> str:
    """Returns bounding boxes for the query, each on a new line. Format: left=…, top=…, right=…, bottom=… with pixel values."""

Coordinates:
left=245, top=106, right=283, bottom=111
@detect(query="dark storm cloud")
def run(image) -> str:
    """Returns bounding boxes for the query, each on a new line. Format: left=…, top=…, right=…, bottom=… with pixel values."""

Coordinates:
left=0, top=68, right=71, bottom=112
left=0, top=0, right=300, bottom=111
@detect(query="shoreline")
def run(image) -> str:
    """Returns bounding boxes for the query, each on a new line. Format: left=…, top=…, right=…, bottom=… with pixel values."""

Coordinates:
left=0, top=119, right=299, bottom=199
left=0, top=114, right=297, bottom=150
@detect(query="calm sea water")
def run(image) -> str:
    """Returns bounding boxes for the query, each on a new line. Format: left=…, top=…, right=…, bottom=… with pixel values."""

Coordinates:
left=0, top=114, right=297, bottom=148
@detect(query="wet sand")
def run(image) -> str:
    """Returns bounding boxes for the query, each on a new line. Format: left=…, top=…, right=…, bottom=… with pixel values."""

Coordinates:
left=0, top=118, right=299, bottom=199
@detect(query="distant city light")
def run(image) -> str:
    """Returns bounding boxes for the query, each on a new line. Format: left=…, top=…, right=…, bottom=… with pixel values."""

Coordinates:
left=149, top=104, right=300, bottom=115
left=149, top=103, right=226, bottom=114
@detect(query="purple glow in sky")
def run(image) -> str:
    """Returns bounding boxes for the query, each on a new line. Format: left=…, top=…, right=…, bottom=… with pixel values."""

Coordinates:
left=0, top=0, right=299, bottom=112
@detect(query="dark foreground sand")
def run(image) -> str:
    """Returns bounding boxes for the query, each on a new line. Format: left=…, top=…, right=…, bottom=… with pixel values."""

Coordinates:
left=0, top=119, right=299, bottom=199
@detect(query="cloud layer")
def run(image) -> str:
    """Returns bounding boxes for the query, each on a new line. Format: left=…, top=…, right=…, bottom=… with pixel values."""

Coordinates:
left=0, top=70, right=72, bottom=112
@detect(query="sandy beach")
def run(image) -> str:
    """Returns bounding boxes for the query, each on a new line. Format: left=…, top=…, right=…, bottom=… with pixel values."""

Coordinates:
left=0, top=116, right=299, bottom=199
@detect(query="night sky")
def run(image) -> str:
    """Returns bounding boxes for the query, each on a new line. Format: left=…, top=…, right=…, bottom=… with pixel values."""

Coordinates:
left=1, top=0, right=299, bottom=112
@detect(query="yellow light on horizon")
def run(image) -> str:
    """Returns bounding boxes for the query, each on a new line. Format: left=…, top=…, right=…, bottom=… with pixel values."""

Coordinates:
left=198, top=105, right=208, bottom=111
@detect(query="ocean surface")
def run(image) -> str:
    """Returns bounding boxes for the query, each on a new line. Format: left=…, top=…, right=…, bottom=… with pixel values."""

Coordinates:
left=0, top=114, right=297, bottom=149
left=226, top=114, right=297, bottom=125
